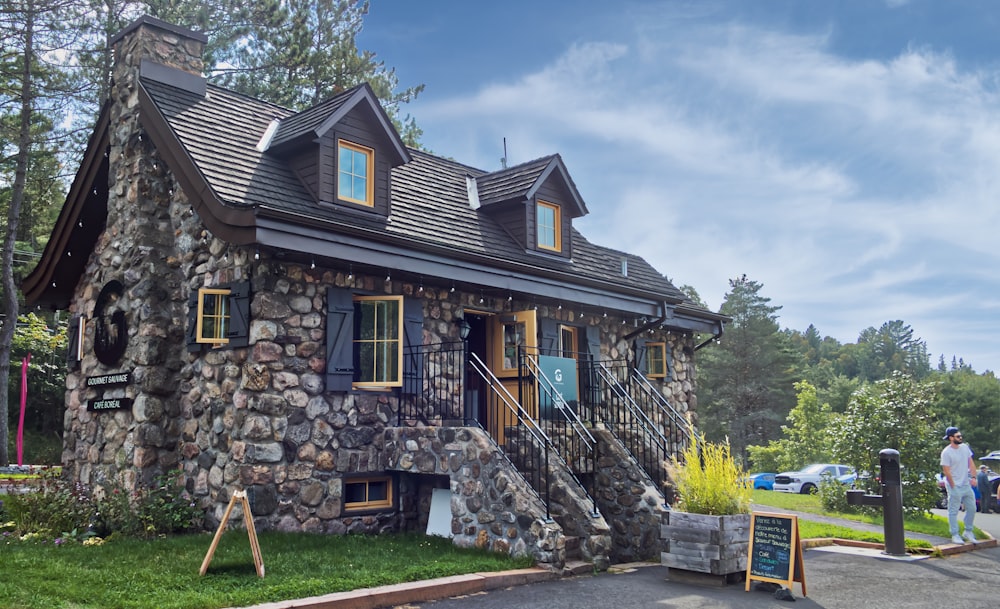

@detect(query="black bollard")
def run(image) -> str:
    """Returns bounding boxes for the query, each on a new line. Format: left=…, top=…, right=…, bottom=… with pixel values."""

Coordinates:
left=845, top=449, right=907, bottom=556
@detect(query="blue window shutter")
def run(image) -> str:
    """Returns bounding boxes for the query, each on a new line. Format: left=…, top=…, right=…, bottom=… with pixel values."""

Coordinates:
left=585, top=325, right=602, bottom=363
left=325, top=287, right=355, bottom=392
left=401, top=298, right=424, bottom=394
left=539, top=318, right=559, bottom=356
left=185, top=291, right=200, bottom=352
left=666, top=343, right=675, bottom=381
left=226, top=281, right=251, bottom=348
left=634, top=338, right=648, bottom=374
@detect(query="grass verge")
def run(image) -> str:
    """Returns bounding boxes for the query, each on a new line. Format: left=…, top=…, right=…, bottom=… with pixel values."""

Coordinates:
left=0, top=530, right=534, bottom=609
left=751, top=489, right=979, bottom=548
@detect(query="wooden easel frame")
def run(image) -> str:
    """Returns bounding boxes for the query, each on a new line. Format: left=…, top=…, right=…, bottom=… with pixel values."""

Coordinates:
left=745, top=511, right=806, bottom=597
left=199, top=490, right=264, bottom=577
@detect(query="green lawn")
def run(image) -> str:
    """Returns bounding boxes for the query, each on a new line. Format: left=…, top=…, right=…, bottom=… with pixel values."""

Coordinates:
left=0, top=531, right=533, bottom=609
left=751, top=489, right=972, bottom=549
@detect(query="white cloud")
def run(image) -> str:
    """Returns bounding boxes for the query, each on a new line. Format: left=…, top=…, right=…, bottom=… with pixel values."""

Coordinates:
left=411, top=11, right=1000, bottom=372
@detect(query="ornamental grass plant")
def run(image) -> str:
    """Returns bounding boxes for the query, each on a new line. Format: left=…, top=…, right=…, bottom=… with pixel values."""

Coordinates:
left=667, top=431, right=752, bottom=515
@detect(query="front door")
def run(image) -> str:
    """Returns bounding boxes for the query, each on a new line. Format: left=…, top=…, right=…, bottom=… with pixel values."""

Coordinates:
left=485, top=309, right=537, bottom=444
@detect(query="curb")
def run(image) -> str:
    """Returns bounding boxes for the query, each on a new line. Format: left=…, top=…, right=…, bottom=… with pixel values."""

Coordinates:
left=226, top=567, right=558, bottom=609
left=801, top=534, right=998, bottom=556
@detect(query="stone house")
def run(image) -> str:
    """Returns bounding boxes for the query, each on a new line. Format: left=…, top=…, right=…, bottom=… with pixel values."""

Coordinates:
left=22, top=16, right=726, bottom=571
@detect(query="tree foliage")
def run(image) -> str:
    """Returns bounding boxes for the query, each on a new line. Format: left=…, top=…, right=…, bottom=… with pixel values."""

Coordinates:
left=7, top=313, right=67, bottom=434
left=830, top=372, right=941, bottom=512
left=697, top=275, right=799, bottom=462
left=933, top=368, right=1000, bottom=457
left=746, top=381, right=836, bottom=472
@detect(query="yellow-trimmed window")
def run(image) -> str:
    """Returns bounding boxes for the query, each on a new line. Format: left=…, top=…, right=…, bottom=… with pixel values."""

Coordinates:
left=536, top=200, right=561, bottom=252
left=344, top=476, right=394, bottom=511
left=196, top=288, right=230, bottom=346
left=353, top=295, right=403, bottom=387
left=338, top=140, right=375, bottom=206
left=647, top=342, right=667, bottom=378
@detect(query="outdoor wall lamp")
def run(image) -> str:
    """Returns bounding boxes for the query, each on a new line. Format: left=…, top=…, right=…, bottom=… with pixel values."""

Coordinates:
left=456, top=317, right=472, bottom=341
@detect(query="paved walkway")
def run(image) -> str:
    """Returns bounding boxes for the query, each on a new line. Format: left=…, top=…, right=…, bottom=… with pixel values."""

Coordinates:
left=231, top=507, right=998, bottom=609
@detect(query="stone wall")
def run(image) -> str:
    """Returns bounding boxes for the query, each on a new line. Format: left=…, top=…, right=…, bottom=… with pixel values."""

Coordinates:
left=590, top=429, right=668, bottom=562
left=383, top=426, right=566, bottom=569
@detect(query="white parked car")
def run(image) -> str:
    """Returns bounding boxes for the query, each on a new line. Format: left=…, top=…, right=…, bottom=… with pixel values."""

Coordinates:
left=773, top=463, right=856, bottom=494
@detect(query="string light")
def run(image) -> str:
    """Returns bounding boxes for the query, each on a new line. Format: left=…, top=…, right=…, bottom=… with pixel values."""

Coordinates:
left=310, top=258, right=316, bottom=270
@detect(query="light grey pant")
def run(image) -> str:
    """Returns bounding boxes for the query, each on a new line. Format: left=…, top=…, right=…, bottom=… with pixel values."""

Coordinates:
left=947, top=483, right=976, bottom=536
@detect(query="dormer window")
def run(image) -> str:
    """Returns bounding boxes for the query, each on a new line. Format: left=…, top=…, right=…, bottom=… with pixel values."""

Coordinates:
left=537, top=200, right=561, bottom=252
left=338, top=140, right=374, bottom=206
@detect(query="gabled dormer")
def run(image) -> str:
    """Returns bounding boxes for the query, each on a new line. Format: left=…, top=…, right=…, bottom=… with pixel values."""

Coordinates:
left=262, top=83, right=411, bottom=216
left=473, top=154, right=588, bottom=259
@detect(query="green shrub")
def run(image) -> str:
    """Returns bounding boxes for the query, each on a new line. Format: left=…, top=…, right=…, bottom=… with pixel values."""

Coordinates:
left=667, top=431, right=752, bottom=515
left=818, top=477, right=853, bottom=513
left=3, top=471, right=94, bottom=538
left=7, top=469, right=202, bottom=541
left=96, top=470, right=202, bottom=537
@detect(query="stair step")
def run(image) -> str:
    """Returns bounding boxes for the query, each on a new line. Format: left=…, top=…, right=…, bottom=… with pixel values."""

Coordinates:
left=562, top=560, right=594, bottom=576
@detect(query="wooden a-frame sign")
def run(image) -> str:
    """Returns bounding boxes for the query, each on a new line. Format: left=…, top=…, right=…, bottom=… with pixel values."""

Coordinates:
left=745, top=511, right=806, bottom=597
left=200, top=489, right=264, bottom=577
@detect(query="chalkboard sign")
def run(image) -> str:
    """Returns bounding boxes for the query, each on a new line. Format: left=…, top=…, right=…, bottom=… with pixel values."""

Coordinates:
left=745, top=512, right=806, bottom=596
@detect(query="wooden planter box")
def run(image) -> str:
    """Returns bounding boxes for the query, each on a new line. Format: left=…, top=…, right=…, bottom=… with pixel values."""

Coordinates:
left=660, top=511, right=750, bottom=575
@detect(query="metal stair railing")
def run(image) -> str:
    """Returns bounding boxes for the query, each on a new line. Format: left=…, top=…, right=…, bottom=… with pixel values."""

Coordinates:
left=591, top=362, right=673, bottom=493
left=629, top=369, right=691, bottom=453
left=521, top=353, right=599, bottom=516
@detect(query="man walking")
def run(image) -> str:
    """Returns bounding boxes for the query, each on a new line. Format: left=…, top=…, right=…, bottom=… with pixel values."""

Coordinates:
left=941, top=426, right=978, bottom=544
left=977, top=465, right=992, bottom=513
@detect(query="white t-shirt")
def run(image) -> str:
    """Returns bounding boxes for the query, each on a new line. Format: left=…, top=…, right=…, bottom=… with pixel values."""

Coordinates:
left=940, top=443, right=974, bottom=487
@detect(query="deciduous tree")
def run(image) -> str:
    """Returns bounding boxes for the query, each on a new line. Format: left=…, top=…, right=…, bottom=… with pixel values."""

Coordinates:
left=830, top=372, right=940, bottom=512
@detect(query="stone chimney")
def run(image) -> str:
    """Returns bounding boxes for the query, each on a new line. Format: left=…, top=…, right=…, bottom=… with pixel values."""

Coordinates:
left=73, top=16, right=211, bottom=488
left=110, top=15, right=207, bottom=84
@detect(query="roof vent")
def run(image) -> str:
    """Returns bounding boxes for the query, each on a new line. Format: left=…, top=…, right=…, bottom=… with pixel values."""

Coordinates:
left=466, top=175, right=481, bottom=209
left=255, top=119, right=280, bottom=152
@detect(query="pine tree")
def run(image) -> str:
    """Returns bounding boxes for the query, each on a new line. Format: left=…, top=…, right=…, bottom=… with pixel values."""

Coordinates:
left=697, top=275, right=800, bottom=463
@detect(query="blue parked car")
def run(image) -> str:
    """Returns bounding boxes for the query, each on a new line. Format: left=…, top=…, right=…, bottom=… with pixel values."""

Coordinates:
left=745, top=472, right=776, bottom=490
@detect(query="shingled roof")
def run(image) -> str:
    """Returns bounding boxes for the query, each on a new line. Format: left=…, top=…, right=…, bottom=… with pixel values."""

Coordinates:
left=26, top=62, right=723, bottom=332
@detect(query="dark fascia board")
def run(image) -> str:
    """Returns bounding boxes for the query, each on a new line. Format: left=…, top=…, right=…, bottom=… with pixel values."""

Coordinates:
left=254, top=210, right=688, bottom=317
left=137, top=80, right=257, bottom=244
left=525, top=155, right=589, bottom=217
left=22, top=105, right=111, bottom=307
left=313, top=83, right=412, bottom=166
left=663, top=312, right=726, bottom=335
left=257, top=218, right=664, bottom=317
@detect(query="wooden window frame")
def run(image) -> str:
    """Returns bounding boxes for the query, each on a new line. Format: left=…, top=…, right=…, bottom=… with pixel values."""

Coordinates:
left=646, top=342, right=667, bottom=379
left=338, top=139, right=375, bottom=207
left=196, top=288, right=230, bottom=346
left=353, top=295, right=404, bottom=388
left=344, top=475, right=394, bottom=512
left=536, top=200, right=562, bottom=252
left=558, top=324, right=578, bottom=359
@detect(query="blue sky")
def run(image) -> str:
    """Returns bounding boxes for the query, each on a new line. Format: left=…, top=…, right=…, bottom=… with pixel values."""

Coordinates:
left=359, top=0, right=1000, bottom=373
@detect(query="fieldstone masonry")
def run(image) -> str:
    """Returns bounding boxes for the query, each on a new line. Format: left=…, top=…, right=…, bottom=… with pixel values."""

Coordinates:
left=57, top=16, right=703, bottom=569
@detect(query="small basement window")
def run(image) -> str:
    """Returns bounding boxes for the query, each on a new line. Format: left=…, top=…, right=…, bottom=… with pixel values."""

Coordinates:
left=344, top=476, right=394, bottom=512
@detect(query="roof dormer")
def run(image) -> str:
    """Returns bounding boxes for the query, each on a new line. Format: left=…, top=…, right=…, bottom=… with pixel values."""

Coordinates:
left=263, top=83, right=411, bottom=216
left=473, top=154, right=588, bottom=258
